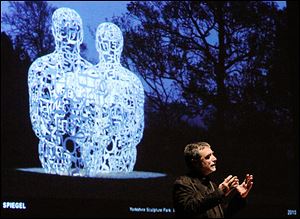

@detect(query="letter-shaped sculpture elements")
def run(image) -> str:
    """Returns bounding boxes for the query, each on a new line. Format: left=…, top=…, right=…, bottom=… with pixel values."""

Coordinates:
left=89, top=22, right=145, bottom=172
left=28, top=9, right=145, bottom=176
left=28, top=8, right=98, bottom=176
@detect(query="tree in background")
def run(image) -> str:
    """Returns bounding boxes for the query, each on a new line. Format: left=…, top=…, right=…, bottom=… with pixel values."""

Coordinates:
left=2, top=1, right=56, bottom=60
left=1, top=32, right=38, bottom=168
left=113, top=1, right=290, bottom=141
left=2, top=1, right=88, bottom=61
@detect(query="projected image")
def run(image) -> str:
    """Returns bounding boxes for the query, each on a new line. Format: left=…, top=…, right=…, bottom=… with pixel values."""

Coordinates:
left=27, top=8, right=145, bottom=176
left=1, top=1, right=297, bottom=218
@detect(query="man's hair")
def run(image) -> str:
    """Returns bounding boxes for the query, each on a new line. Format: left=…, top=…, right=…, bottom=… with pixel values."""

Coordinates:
left=184, top=142, right=211, bottom=169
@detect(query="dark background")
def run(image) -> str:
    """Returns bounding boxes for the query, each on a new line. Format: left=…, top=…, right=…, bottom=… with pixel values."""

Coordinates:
left=1, top=1, right=299, bottom=218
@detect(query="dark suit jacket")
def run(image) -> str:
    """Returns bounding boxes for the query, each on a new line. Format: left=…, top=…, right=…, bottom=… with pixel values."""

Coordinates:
left=173, top=173, right=246, bottom=218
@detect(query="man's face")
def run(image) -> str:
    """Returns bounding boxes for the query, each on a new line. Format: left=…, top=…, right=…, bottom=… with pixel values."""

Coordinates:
left=198, top=147, right=217, bottom=176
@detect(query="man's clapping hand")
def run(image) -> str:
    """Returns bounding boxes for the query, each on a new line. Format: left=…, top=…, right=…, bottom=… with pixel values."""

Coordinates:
left=218, top=175, right=239, bottom=196
left=236, top=174, right=253, bottom=198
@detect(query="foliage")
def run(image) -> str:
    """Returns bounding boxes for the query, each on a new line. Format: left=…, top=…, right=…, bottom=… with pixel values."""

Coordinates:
left=2, top=1, right=88, bottom=61
left=113, top=1, right=292, bottom=136
left=2, top=1, right=56, bottom=60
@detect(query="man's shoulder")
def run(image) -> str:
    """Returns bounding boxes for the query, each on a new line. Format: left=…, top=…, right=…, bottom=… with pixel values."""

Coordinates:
left=174, top=175, right=193, bottom=185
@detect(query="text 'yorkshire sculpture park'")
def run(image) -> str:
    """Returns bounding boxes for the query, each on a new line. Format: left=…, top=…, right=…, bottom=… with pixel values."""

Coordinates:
left=28, top=8, right=145, bottom=176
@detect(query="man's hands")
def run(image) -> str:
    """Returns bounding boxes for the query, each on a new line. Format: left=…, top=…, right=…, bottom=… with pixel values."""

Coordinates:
left=236, top=174, right=253, bottom=198
left=219, top=174, right=254, bottom=198
left=218, top=175, right=239, bottom=196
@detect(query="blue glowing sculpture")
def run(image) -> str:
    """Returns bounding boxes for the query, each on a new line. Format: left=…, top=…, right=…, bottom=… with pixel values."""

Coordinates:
left=28, top=7, right=96, bottom=176
left=28, top=8, right=144, bottom=176
left=88, top=22, right=145, bottom=173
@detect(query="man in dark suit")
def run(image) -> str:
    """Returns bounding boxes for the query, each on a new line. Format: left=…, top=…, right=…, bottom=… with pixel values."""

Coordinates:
left=173, top=142, right=253, bottom=218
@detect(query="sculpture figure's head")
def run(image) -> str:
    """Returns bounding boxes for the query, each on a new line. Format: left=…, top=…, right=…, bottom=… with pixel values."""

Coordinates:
left=96, top=22, right=123, bottom=62
left=52, top=7, right=83, bottom=46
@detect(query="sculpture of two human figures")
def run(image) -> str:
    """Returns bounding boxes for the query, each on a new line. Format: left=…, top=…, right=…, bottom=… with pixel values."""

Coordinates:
left=28, top=7, right=144, bottom=177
